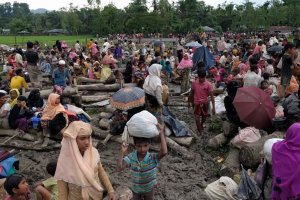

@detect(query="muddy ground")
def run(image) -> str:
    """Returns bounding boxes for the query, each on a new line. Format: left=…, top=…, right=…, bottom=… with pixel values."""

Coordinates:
left=1, top=85, right=229, bottom=200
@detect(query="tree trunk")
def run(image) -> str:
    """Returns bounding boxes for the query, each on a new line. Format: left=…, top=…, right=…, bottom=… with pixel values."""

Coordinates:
left=77, top=83, right=136, bottom=91
left=99, top=112, right=114, bottom=119
left=220, top=148, right=241, bottom=178
left=76, top=77, right=104, bottom=85
left=82, top=95, right=110, bottom=103
left=166, top=137, right=194, bottom=160
left=28, top=87, right=77, bottom=99
left=208, top=133, right=228, bottom=149
left=99, top=119, right=110, bottom=130
left=223, top=121, right=239, bottom=138
left=170, top=136, right=194, bottom=147
left=0, top=129, right=35, bottom=141
left=239, top=131, right=284, bottom=168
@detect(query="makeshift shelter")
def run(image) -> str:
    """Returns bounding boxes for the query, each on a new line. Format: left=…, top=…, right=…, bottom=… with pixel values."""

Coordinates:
left=47, top=29, right=69, bottom=35
left=17, top=30, right=30, bottom=35
left=192, top=46, right=216, bottom=70
left=201, top=26, right=215, bottom=32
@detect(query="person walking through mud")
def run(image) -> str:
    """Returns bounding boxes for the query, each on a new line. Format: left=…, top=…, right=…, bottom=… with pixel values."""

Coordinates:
left=55, top=121, right=116, bottom=200
left=189, top=69, right=215, bottom=134
left=117, top=124, right=167, bottom=200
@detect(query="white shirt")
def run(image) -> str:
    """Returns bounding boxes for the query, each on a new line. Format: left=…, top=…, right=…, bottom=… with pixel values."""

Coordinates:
left=219, top=55, right=227, bottom=66
left=0, top=102, right=11, bottom=116
left=74, top=43, right=81, bottom=52
left=243, top=71, right=263, bottom=87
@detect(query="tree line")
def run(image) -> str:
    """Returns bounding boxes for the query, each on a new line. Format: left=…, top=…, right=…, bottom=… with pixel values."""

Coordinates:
left=0, top=0, right=299, bottom=36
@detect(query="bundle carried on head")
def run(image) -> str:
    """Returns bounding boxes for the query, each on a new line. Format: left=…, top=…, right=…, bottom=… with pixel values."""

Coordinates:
left=122, top=110, right=159, bottom=144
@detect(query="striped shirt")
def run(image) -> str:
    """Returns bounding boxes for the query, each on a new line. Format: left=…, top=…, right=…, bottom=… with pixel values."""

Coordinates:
left=123, top=150, right=159, bottom=194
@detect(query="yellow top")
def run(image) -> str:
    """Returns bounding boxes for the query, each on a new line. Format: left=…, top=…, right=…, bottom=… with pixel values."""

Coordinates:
left=10, top=76, right=28, bottom=90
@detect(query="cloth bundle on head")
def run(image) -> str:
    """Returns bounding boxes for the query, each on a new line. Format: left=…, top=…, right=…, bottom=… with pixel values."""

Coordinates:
left=143, top=64, right=162, bottom=97
left=205, top=176, right=238, bottom=200
left=122, top=110, right=159, bottom=144
left=55, top=121, right=104, bottom=200
left=263, top=138, right=283, bottom=164
left=230, top=127, right=261, bottom=149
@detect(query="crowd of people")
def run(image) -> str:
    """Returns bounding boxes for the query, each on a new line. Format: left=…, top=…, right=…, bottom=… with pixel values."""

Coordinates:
left=0, top=31, right=300, bottom=199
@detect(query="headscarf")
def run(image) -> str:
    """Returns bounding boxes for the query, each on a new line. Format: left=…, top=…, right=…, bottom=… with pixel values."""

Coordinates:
left=55, top=121, right=103, bottom=200
left=177, top=53, right=193, bottom=69
left=27, top=89, right=44, bottom=109
left=271, top=123, right=300, bottom=199
left=8, top=89, right=20, bottom=108
left=41, top=93, right=65, bottom=120
left=143, top=64, right=162, bottom=97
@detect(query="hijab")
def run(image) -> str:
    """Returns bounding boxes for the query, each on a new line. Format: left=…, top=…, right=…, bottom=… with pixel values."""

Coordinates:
left=8, top=89, right=20, bottom=108
left=55, top=121, right=103, bottom=200
left=27, top=89, right=44, bottom=109
left=143, top=64, right=162, bottom=97
left=177, top=53, right=193, bottom=69
left=41, top=93, right=65, bottom=120
left=271, top=123, right=300, bottom=199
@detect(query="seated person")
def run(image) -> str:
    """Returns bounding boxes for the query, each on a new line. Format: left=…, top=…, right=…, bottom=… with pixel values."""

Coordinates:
left=4, top=174, right=31, bottom=200
left=8, top=96, right=33, bottom=134
left=0, top=90, right=10, bottom=129
left=27, top=89, right=45, bottom=111
left=35, top=161, right=58, bottom=200
left=52, top=60, right=72, bottom=95
left=260, top=80, right=273, bottom=95
left=9, top=68, right=28, bottom=92
left=7, top=89, right=20, bottom=108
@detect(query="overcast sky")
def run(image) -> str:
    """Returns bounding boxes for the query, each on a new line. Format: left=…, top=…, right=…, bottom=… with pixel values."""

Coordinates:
left=5, top=0, right=267, bottom=10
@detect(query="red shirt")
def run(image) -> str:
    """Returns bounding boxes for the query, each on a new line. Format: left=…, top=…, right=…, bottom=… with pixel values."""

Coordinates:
left=192, top=80, right=213, bottom=104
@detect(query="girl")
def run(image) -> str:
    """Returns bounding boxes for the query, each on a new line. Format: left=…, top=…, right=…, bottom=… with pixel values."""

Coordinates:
left=177, top=53, right=193, bottom=94
left=55, top=121, right=116, bottom=200
left=4, top=174, right=30, bottom=200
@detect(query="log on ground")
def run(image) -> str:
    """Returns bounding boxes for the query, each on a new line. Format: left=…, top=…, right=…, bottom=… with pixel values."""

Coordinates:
left=207, top=133, right=228, bottom=149
left=99, top=112, right=113, bottom=119
left=220, top=148, right=241, bottom=178
left=99, top=118, right=111, bottom=130
left=239, top=131, right=284, bottom=168
left=0, top=129, right=35, bottom=141
left=166, top=137, right=194, bottom=160
left=82, top=95, right=110, bottom=103
left=76, top=77, right=104, bottom=85
left=223, top=121, right=239, bottom=138
left=170, top=136, right=194, bottom=147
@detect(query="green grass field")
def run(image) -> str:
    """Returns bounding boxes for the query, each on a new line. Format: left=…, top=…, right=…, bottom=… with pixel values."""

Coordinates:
left=0, top=35, right=94, bottom=48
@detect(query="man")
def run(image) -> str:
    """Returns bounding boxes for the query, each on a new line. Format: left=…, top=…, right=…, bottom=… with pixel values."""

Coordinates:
left=74, top=40, right=81, bottom=53
left=24, top=41, right=41, bottom=88
left=243, top=65, right=263, bottom=87
left=219, top=50, right=228, bottom=67
left=52, top=60, right=72, bottom=94
left=103, top=39, right=110, bottom=53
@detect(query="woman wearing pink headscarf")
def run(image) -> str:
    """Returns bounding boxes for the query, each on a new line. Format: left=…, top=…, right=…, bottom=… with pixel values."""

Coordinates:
left=177, top=53, right=193, bottom=93
left=271, top=123, right=300, bottom=199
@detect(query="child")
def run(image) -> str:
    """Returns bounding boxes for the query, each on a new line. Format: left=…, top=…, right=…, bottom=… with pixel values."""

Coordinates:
left=117, top=124, right=167, bottom=200
left=260, top=80, right=273, bottom=95
left=189, top=69, right=215, bottom=134
left=35, top=161, right=57, bottom=200
left=4, top=174, right=30, bottom=200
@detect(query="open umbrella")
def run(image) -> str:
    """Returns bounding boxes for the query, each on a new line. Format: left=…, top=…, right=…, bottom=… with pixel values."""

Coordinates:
left=185, top=41, right=202, bottom=48
left=233, top=86, right=276, bottom=129
left=110, top=87, right=145, bottom=110
left=267, top=45, right=283, bottom=53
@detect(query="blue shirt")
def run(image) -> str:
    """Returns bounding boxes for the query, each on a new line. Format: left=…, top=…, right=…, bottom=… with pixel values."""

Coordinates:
left=52, top=67, right=70, bottom=87
left=123, top=150, right=159, bottom=194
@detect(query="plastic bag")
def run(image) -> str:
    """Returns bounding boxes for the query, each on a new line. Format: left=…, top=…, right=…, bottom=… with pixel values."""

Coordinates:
left=231, top=127, right=261, bottom=149
left=122, top=110, right=159, bottom=144
left=236, top=166, right=262, bottom=200
left=254, top=159, right=268, bottom=191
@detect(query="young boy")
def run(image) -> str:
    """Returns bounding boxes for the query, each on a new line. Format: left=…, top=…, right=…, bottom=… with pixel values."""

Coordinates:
left=35, top=161, right=57, bottom=200
left=4, top=174, right=30, bottom=200
left=117, top=124, right=167, bottom=200
left=189, top=69, right=215, bottom=134
left=10, top=69, right=28, bottom=92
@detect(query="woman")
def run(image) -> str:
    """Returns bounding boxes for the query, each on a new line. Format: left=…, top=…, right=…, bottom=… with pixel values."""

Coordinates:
left=143, top=64, right=163, bottom=121
left=177, top=53, right=193, bottom=94
left=55, top=121, right=116, bottom=200
left=8, top=96, right=33, bottom=134
left=271, top=123, right=300, bottom=199
left=27, top=89, right=44, bottom=111
left=0, top=90, right=10, bottom=129
left=7, top=89, right=20, bottom=108
left=37, top=93, right=67, bottom=147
